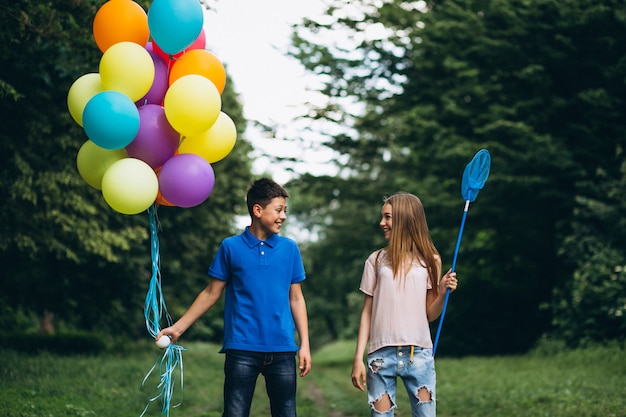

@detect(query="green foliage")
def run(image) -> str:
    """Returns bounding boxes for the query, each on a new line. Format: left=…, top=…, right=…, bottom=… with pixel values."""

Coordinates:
left=552, top=242, right=626, bottom=346
left=551, top=152, right=626, bottom=346
left=288, top=0, right=626, bottom=354
left=0, top=1, right=253, bottom=340
left=2, top=332, right=107, bottom=354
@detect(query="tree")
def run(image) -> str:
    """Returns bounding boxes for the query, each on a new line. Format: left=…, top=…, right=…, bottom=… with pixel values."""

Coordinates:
left=287, top=0, right=626, bottom=354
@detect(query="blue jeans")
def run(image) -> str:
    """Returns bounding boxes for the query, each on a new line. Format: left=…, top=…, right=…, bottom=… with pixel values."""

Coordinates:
left=223, top=350, right=297, bottom=417
left=366, top=346, right=436, bottom=417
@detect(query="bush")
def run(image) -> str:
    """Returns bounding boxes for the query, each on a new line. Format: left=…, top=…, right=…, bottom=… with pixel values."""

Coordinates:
left=2, top=332, right=107, bottom=355
left=551, top=242, right=626, bottom=347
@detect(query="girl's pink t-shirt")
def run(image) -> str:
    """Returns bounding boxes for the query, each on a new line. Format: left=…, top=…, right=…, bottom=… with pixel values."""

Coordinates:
left=359, top=250, right=433, bottom=354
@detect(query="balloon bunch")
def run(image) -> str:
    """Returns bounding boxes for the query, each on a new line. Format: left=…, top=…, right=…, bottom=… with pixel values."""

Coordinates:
left=67, top=1, right=237, bottom=415
left=68, top=0, right=237, bottom=215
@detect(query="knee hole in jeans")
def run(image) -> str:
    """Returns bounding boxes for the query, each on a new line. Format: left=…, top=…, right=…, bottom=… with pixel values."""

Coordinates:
left=372, top=392, right=394, bottom=412
left=416, top=386, right=433, bottom=403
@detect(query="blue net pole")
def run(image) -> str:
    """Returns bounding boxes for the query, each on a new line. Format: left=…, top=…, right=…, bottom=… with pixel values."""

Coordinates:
left=433, top=149, right=490, bottom=356
left=433, top=200, right=470, bottom=356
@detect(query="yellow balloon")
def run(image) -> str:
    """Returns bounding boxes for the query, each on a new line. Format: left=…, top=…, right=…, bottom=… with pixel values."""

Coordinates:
left=67, top=73, right=103, bottom=126
left=99, top=42, right=154, bottom=101
left=178, top=112, right=237, bottom=163
left=76, top=140, right=127, bottom=189
left=164, top=74, right=221, bottom=136
left=101, top=158, right=158, bottom=215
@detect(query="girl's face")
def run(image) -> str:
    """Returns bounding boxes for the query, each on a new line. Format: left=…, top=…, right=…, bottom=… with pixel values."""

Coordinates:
left=380, top=203, right=393, bottom=241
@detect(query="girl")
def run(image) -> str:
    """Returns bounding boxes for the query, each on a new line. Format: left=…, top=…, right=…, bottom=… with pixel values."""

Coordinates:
left=351, top=192, right=457, bottom=417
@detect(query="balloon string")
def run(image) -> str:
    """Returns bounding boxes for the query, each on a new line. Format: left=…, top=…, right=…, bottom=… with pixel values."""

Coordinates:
left=144, top=204, right=171, bottom=337
left=142, top=204, right=184, bottom=417
left=140, top=344, right=186, bottom=417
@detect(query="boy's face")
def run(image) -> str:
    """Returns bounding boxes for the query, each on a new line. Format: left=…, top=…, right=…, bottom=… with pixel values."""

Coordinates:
left=254, top=196, right=287, bottom=235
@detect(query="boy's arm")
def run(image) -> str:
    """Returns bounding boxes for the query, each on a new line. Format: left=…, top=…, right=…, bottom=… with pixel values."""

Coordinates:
left=290, top=282, right=311, bottom=377
left=157, top=278, right=227, bottom=343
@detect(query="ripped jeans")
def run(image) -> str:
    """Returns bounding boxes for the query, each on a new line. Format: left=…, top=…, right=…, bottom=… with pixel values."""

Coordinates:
left=366, top=346, right=436, bottom=417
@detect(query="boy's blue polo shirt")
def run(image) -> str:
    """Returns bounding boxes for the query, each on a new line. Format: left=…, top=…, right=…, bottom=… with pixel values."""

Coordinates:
left=208, top=227, right=306, bottom=353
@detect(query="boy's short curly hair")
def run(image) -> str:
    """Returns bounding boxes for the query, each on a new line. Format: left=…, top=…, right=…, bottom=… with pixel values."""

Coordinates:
left=246, top=178, right=289, bottom=216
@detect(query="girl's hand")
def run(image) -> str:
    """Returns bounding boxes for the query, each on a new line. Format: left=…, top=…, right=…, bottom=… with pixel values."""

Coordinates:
left=351, top=361, right=367, bottom=392
left=440, top=269, right=458, bottom=294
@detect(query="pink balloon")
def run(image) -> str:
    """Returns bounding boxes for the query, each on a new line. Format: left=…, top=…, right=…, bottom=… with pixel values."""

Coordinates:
left=153, top=28, right=206, bottom=64
left=126, top=104, right=179, bottom=168
left=136, top=50, right=169, bottom=106
left=158, top=153, right=215, bottom=208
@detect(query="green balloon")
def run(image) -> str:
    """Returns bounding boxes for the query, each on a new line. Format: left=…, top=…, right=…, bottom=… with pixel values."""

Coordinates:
left=76, top=140, right=127, bottom=190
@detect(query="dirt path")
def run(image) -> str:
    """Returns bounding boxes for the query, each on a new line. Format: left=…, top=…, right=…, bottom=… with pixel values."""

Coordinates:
left=305, top=382, right=347, bottom=417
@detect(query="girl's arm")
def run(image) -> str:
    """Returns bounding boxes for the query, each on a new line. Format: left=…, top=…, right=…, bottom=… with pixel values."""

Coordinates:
left=290, top=283, right=311, bottom=377
left=426, top=269, right=458, bottom=322
left=351, top=294, right=373, bottom=391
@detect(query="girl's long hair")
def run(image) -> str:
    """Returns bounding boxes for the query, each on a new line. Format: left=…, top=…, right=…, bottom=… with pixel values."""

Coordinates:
left=384, top=193, right=441, bottom=294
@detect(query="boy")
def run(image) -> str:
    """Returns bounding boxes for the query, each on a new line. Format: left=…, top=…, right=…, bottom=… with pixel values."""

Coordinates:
left=157, top=178, right=311, bottom=417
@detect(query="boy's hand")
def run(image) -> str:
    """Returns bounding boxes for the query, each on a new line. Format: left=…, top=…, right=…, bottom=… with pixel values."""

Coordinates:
left=156, top=326, right=181, bottom=344
left=298, top=347, right=311, bottom=377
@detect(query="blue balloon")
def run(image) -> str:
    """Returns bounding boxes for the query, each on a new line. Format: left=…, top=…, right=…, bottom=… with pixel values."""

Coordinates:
left=83, top=91, right=140, bottom=150
left=148, top=0, right=203, bottom=55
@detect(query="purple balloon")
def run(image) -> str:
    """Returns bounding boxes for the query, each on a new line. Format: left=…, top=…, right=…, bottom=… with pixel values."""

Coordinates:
left=126, top=104, right=179, bottom=169
left=158, top=153, right=215, bottom=208
left=135, top=51, right=169, bottom=106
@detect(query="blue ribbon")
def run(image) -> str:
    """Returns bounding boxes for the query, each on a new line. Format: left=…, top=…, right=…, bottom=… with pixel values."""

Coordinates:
left=141, top=343, right=186, bottom=417
left=141, top=204, right=185, bottom=416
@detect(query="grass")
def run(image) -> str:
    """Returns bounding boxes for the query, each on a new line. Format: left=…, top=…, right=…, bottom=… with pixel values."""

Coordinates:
left=1, top=340, right=625, bottom=416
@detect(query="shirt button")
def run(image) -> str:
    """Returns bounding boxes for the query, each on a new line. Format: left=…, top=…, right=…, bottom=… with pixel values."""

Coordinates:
left=398, top=352, right=403, bottom=356
left=261, top=251, right=265, bottom=255
left=399, top=360, right=404, bottom=366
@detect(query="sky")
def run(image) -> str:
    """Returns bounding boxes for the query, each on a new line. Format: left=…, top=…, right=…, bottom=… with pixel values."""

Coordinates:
left=202, top=0, right=334, bottom=184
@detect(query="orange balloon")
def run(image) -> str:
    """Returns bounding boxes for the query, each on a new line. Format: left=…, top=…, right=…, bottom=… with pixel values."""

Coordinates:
left=169, top=49, right=226, bottom=94
left=93, top=0, right=149, bottom=53
left=154, top=159, right=176, bottom=207
left=155, top=190, right=175, bottom=207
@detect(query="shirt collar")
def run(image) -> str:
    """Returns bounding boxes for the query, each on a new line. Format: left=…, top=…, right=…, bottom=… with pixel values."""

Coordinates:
left=242, top=226, right=279, bottom=248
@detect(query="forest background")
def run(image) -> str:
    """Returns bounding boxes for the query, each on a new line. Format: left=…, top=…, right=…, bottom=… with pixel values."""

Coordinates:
left=1, top=0, right=625, bottom=358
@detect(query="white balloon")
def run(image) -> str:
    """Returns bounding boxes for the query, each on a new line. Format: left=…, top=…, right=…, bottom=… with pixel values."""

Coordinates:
left=155, top=336, right=171, bottom=348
